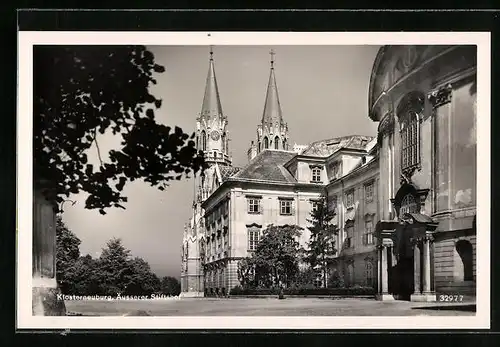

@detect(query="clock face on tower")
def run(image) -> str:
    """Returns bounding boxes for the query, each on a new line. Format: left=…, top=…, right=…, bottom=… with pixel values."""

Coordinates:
left=210, top=130, right=220, bottom=141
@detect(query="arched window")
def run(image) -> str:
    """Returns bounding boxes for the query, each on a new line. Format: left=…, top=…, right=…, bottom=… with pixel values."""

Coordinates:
left=283, top=139, right=287, bottom=150
left=221, top=134, right=226, bottom=153
left=263, top=137, right=269, bottom=149
left=456, top=240, right=474, bottom=281
left=201, top=130, right=207, bottom=151
left=399, top=193, right=419, bottom=218
left=196, top=136, right=199, bottom=150
left=397, top=92, right=424, bottom=174
left=274, top=136, right=280, bottom=149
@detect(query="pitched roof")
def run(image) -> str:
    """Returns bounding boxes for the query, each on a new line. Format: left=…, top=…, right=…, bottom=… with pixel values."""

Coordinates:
left=219, top=166, right=241, bottom=182
left=232, top=150, right=297, bottom=183
left=300, top=135, right=375, bottom=157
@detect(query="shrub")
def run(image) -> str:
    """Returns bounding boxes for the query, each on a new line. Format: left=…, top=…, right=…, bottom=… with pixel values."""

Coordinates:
left=229, top=286, right=375, bottom=296
left=327, top=270, right=345, bottom=288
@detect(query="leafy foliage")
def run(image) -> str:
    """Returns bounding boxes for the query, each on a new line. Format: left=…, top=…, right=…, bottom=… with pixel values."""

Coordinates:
left=229, top=286, right=375, bottom=296
left=240, top=224, right=303, bottom=288
left=305, top=196, right=339, bottom=288
left=160, top=276, right=181, bottom=296
left=34, top=45, right=207, bottom=214
left=55, top=216, right=82, bottom=293
left=55, top=224, right=184, bottom=296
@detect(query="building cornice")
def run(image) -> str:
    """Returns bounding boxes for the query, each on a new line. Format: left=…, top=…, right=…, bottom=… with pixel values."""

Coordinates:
left=326, top=157, right=379, bottom=189
left=369, top=45, right=461, bottom=121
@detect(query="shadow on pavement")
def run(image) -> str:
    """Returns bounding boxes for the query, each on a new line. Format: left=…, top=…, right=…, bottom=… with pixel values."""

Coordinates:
left=411, top=304, right=476, bottom=312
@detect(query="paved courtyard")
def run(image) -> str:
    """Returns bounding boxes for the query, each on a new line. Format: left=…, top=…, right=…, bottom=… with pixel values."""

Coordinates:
left=65, top=297, right=475, bottom=316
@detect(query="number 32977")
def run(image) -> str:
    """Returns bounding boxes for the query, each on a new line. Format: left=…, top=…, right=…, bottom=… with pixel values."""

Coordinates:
left=438, top=294, right=464, bottom=302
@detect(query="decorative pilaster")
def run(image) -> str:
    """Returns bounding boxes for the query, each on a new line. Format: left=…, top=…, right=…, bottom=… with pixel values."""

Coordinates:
left=377, top=112, right=395, bottom=145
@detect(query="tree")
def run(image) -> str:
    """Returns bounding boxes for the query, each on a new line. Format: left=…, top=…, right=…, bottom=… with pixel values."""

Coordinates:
left=127, top=257, right=161, bottom=296
left=96, top=238, right=134, bottom=295
left=34, top=45, right=207, bottom=214
left=250, top=224, right=303, bottom=288
left=237, top=257, right=255, bottom=288
left=160, top=276, right=181, bottom=296
left=55, top=217, right=82, bottom=293
left=306, top=196, right=339, bottom=288
left=71, top=254, right=102, bottom=295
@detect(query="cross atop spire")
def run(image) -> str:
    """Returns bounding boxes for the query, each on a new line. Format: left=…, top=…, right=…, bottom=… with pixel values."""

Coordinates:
left=209, top=45, right=214, bottom=60
left=270, top=49, right=275, bottom=69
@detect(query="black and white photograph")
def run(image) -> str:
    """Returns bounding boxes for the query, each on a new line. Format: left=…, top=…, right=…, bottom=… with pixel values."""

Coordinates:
left=17, top=31, right=490, bottom=329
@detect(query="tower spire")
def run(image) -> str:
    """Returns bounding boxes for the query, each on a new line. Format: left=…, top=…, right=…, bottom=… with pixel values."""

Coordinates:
left=261, top=49, right=283, bottom=125
left=249, top=49, right=289, bottom=158
left=200, top=46, right=223, bottom=119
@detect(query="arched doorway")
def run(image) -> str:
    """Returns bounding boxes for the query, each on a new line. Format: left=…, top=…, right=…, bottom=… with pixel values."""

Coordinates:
left=455, top=240, right=473, bottom=281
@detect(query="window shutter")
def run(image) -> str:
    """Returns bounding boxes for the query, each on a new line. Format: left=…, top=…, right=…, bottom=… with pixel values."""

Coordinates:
left=259, top=200, right=263, bottom=214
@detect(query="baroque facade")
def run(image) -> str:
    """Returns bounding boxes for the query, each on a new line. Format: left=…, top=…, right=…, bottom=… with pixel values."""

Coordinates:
left=181, top=45, right=477, bottom=302
left=370, top=45, right=477, bottom=301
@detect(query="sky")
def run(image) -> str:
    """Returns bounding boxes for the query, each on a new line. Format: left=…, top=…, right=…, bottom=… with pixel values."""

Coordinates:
left=61, top=45, right=381, bottom=279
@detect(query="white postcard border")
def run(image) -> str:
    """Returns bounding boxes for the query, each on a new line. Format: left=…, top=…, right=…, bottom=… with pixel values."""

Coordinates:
left=17, top=31, right=491, bottom=330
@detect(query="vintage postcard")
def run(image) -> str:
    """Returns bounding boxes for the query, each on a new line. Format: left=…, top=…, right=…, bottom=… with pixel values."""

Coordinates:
left=17, top=31, right=490, bottom=330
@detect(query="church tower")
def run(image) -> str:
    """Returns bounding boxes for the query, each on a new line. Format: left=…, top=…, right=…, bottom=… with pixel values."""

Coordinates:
left=196, top=47, right=232, bottom=168
left=248, top=50, right=290, bottom=161
left=181, top=47, right=231, bottom=297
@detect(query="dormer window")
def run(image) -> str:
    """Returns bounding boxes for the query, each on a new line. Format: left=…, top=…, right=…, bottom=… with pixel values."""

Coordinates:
left=310, top=166, right=322, bottom=183
left=329, top=162, right=341, bottom=180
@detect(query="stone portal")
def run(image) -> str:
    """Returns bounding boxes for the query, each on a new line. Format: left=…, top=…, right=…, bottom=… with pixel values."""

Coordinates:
left=375, top=213, right=438, bottom=302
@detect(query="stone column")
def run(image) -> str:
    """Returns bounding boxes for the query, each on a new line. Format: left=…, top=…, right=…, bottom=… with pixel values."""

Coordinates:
left=411, top=234, right=436, bottom=302
left=376, top=243, right=394, bottom=301
left=377, top=245, right=382, bottom=294
left=381, top=245, right=388, bottom=294
left=422, top=236, right=432, bottom=294
left=412, top=239, right=421, bottom=295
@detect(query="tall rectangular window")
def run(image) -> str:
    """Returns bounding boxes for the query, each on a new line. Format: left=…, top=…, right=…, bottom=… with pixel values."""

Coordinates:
left=365, top=182, right=374, bottom=203
left=363, top=219, right=374, bottom=245
left=248, top=228, right=260, bottom=251
left=345, top=190, right=354, bottom=208
left=345, top=225, right=354, bottom=248
left=247, top=198, right=261, bottom=214
left=280, top=199, right=293, bottom=215
left=401, top=111, right=420, bottom=171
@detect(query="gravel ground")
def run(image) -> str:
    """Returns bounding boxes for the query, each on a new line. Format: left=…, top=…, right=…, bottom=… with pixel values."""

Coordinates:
left=65, top=297, right=476, bottom=316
